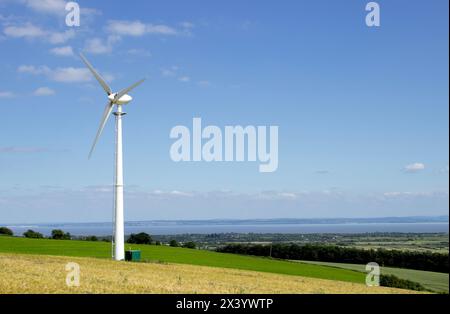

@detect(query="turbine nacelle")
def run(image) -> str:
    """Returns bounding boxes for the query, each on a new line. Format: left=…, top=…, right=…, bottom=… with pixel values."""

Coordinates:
left=108, top=93, right=132, bottom=105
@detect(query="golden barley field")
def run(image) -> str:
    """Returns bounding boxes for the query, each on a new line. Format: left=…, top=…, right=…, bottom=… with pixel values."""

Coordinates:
left=0, top=253, right=423, bottom=294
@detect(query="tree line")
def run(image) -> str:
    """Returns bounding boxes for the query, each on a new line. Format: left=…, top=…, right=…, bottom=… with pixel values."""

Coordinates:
left=126, top=232, right=197, bottom=248
left=217, top=243, right=449, bottom=273
left=0, top=227, right=197, bottom=249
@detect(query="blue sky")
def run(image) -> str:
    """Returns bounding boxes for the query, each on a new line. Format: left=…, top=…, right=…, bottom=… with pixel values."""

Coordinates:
left=0, top=0, right=448, bottom=223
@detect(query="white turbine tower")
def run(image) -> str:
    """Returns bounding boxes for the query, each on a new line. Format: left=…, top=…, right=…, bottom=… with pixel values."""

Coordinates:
left=80, top=53, right=145, bottom=261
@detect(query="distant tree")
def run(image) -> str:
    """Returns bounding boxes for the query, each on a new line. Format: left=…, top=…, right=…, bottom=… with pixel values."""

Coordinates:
left=182, top=241, right=196, bottom=249
left=217, top=243, right=449, bottom=273
left=51, top=229, right=71, bottom=240
left=169, top=239, right=179, bottom=247
left=85, top=235, right=98, bottom=241
left=127, top=232, right=153, bottom=245
left=23, top=229, right=43, bottom=239
left=380, top=274, right=427, bottom=291
left=0, top=227, right=13, bottom=236
left=155, top=241, right=161, bottom=246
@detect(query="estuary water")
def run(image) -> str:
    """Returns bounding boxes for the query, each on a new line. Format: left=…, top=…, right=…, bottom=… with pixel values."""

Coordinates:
left=6, top=221, right=449, bottom=237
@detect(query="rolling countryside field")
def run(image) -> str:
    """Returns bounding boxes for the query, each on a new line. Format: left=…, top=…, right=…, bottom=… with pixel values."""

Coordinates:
left=0, top=236, right=364, bottom=283
left=0, top=253, right=421, bottom=294
left=0, top=236, right=438, bottom=294
left=299, top=260, right=449, bottom=293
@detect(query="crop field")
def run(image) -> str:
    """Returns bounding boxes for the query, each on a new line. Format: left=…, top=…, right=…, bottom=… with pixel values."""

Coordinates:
left=299, top=260, right=449, bottom=293
left=157, top=232, right=450, bottom=253
left=0, top=253, right=422, bottom=294
left=341, top=234, right=449, bottom=253
left=0, top=236, right=364, bottom=283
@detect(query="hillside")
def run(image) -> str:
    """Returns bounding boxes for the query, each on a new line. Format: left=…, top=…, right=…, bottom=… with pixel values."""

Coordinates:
left=299, top=260, right=449, bottom=293
left=0, top=253, right=422, bottom=294
left=0, top=236, right=365, bottom=283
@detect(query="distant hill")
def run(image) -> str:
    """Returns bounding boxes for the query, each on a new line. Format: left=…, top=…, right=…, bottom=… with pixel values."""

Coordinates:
left=125, top=216, right=449, bottom=226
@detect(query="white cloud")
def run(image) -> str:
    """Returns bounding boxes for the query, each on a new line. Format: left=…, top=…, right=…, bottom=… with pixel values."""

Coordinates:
left=170, top=190, right=194, bottom=197
left=0, top=146, right=48, bottom=153
left=3, top=23, right=74, bottom=44
left=242, top=20, right=254, bottom=31
left=149, top=189, right=194, bottom=198
left=197, top=80, right=211, bottom=87
left=161, top=66, right=205, bottom=85
left=178, top=76, right=190, bottom=83
left=382, top=191, right=446, bottom=198
left=0, top=91, right=14, bottom=98
left=48, top=29, right=75, bottom=44
left=277, top=192, right=298, bottom=200
left=83, top=185, right=112, bottom=193
left=106, top=20, right=178, bottom=37
left=84, top=38, right=112, bottom=54
left=33, top=87, right=55, bottom=96
left=383, top=192, right=410, bottom=197
left=404, top=162, right=425, bottom=173
left=102, top=73, right=115, bottom=83
left=23, top=0, right=66, bottom=15
left=244, top=190, right=303, bottom=201
left=3, top=23, right=46, bottom=38
left=83, top=36, right=119, bottom=54
left=1, top=186, right=448, bottom=221
left=49, top=67, right=92, bottom=82
left=161, top=66, right=178, bottom=77
left=126, top=48, right=151, bottom=57
left=22, top=0, right=100, bottom=17
left=180, top=21, right=194, bottom=29
left=18, top=64, right=100, bottom=83
left=18, top=65, right=51, bottom=75
left=79, top=7, right=102, bottom=17
left=49, top=45, right=74, bottom=56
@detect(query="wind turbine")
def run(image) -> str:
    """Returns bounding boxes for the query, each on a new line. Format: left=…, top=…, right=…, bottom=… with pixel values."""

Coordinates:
left=80, top=53, right=145, bottom=261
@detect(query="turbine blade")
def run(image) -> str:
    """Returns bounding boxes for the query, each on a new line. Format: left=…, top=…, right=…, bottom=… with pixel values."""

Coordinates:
left=115, top=78, right=145, bottom=101
left=88, top=101, right=114, bottom=158
left=79, top=53, right=112, bottom=95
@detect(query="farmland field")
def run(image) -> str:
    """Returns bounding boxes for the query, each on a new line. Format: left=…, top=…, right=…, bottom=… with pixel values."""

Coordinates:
left=299, top=260, right=449, bottom=293
left=0, top=236, right=364, bottom=283
left=0, top=253, right=423, bottom=294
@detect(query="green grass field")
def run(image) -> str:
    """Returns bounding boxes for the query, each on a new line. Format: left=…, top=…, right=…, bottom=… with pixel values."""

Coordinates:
left=0, top=253, right=421, bottom=294
left=299, top=260, right=449, bottom=293
left=0, top=236, right=365, bottom=284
